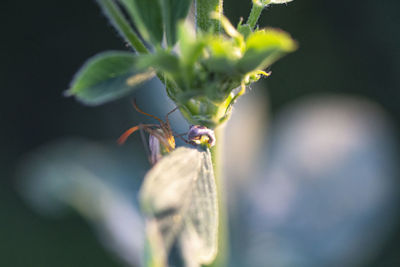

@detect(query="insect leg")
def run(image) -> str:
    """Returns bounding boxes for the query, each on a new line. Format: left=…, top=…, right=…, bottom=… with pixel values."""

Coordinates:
left=162, top=106, right=180, bottom=138
left=138, top=124, right=153, bottom=164
left=164, top=106, right=179, bottom=125
left=174, top=132, right=192, bottom=145
left=132, top=99, right=165, bottom=125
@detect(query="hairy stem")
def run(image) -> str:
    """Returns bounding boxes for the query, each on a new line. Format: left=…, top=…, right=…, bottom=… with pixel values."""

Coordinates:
left=246, top=1, right=269, bottom=29
left=196, top=0, right=224, bottom=32
left=207, top=125, right=229, bottom=267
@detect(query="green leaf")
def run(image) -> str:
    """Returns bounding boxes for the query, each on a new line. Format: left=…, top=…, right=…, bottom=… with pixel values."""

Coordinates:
left=136, top=50, right=180, bottom=74
left=96, top=0, right=148, bottom=53
left=204, top=57, right=237, bottom=75
left=177, top=24, right=207, bottom=89
left=66, top=51, right=154, bottom=105
left=211, top=12, right=241, bottom=39
left=140, top=147, right=218, bottom=265
left=160, top=0, right=193, bottom=46
left=178, top=23, right=206, bottom=67
left=120, top=0, right=164, bottom=45
left=202, top=36, right=240, bottom=74
left=237, top=28, right=297, bottom=73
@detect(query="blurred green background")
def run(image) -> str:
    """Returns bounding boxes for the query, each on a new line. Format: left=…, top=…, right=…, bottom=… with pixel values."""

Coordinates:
left=1, top=0, right=400, bottom=266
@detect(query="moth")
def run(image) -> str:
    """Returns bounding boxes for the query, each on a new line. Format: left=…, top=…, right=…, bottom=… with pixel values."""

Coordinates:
left=118, top=101, right=218, bottom=265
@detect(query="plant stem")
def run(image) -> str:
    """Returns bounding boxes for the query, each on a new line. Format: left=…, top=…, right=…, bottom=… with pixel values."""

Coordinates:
left=96, top=0, right=149, bottom=54
left=207, top=125, right=229, bottom=267
left=246, top=0, right=269, bottom=29
left=196, top=0, right=224, bottom=33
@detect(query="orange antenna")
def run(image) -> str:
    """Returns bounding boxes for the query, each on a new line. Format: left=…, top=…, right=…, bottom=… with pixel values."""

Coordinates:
left=132, top=99, right=164, bottom=125
left=117, top=123, right=160, bottom=145
left=117, top=125, right=140, bottom=145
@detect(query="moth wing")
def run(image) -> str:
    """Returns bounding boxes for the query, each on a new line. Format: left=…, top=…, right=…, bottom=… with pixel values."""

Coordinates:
left=139, top=147, right=218, bottom=264
left=140, top=147, right=200, bottom=250
left=181, top=148, right=218, bottom=264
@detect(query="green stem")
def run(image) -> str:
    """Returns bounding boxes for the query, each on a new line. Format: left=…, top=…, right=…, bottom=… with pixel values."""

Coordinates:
left=96, top=0, right=149, bottom=54
left=246, top=1, right=269, bottom=29
left=206, top=125, right=229, bottom=267
left=196, top=0, right=224, bottom=32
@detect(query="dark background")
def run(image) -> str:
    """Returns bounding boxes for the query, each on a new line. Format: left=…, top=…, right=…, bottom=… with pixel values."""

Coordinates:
left=1, top=0, right=400, bottom=266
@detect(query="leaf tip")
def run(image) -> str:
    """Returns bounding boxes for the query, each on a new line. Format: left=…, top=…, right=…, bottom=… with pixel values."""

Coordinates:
left=63, top=87, right=76, bottom=98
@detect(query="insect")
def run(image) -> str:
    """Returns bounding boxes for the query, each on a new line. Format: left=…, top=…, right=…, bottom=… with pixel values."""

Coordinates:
left=140, top=146, right=218, bottom=265
left=117, top=100, right=177, bottom=165
left=119, top=101, right=218, bottom=264
left=118, top=101, right=216, bottom=164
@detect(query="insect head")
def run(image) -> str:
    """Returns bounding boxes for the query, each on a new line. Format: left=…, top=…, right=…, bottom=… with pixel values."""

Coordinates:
left=118, top=100, right=176, bottom=164
left=187, top=125, right=216, bottom=147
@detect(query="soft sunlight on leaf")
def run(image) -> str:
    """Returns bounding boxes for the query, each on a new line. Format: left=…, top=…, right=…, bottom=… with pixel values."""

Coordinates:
left=66, top=51, right=152, bottom=105
left=238, top=29, right=297, bottom=73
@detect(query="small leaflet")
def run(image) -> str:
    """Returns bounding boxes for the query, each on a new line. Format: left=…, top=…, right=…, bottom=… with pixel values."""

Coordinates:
left=139, top=147, right=218, bottom=265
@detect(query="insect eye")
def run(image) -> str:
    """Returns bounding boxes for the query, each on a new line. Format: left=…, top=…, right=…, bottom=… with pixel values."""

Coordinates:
left=188, top=125, right=216, bottom=147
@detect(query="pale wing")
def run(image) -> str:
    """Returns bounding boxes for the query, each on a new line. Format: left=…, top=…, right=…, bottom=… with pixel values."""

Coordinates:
left=139, top=147, right=202, bottom=252
left=139, top=147, right=218, bottom=264
left=140, top=147, right=201, bottom=215
left=181, top=148, right=218, bottom=264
